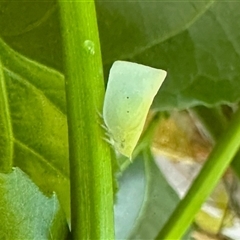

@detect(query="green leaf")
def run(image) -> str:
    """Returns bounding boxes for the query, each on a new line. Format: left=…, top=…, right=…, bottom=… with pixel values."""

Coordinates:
left=0, top=167, right=68, bottom=239
left=0, top=38, right=70, bottom=220
left=115, top=150, right=191, bottom=239
left=0, top=1, right=63, bottom=71
left=98, top=1, right=240, bottom=110
left=97, top=1, right=214, bottom=63
left=2, top=2, right=240, bottom=110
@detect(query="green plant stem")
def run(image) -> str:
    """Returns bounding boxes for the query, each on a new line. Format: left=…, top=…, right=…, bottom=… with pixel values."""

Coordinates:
left=157, top=107, right=240, bottom=239
left=58, top=1, right=114, bottom=239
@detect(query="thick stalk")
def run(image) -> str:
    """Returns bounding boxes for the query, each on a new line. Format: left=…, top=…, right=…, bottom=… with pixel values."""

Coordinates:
left=58, top=1, right=114, bottom=239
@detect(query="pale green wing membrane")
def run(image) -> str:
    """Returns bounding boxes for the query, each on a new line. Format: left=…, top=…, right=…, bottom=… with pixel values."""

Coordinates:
left=103, top=61, right=167, bottom=158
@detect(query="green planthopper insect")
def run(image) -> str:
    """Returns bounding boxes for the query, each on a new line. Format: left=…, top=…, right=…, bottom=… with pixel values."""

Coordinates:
left=103, top=61, right=167, bottom=158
